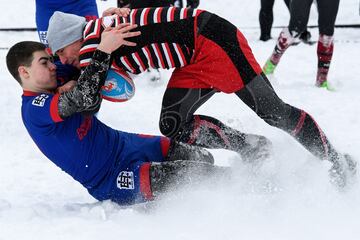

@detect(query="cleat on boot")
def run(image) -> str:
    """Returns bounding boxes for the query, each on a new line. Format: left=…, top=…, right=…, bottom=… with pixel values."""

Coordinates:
left=329, top=154, right=357, bottom=189
left=262, top=59, right=277, bottom=75
left=316, top=80, right=335, bottom=91
left=238, top=135, right=273, bottom=165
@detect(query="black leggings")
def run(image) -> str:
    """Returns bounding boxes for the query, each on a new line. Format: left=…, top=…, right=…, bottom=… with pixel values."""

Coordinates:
left=235, top=74, right=338, bottom=160
left=289, top=0, right=340, bottom=35
left=160, top=74, right=339, bottom=161
left=259, top=0, right=290, bottom=37
left=159, top=87, right=269, bottom=156
left=150, top=160, right=229, bottom=196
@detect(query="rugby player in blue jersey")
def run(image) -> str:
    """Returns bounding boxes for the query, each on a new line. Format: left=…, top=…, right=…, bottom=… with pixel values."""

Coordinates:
left=6, top=25, right=226, bottom=206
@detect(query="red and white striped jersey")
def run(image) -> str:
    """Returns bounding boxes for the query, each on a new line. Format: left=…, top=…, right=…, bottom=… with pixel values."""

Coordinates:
left=79, top=7, right=202, bottom=75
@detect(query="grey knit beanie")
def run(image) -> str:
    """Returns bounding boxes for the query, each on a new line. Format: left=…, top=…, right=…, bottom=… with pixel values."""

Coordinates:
left=47, top=11, right=87, bottom=54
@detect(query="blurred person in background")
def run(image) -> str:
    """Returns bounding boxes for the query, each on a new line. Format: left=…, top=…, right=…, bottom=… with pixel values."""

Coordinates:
left=263, top=0, right=339, bottom=90
left=35, top=0, right=99, bottom=89
left=36, top=0, right=98, bottom=46
left=259, top=0, right=311, bottom=43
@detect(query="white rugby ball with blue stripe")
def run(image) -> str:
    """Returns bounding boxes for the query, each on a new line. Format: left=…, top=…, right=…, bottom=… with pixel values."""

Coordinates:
left=101, top=69, right=135, bottom=102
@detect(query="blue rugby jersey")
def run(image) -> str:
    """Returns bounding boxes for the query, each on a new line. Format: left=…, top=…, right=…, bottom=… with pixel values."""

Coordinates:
left=21, top=91, right=121, bottom=189
left=21, top=90, right=168, bottom=203
left=19, top=39, right=169, bottom=204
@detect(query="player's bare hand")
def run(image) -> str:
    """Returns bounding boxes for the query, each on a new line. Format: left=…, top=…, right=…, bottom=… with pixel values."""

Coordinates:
left=98, top=24, right=141, bottom=53
left=102, top=7, right=130, bottom=17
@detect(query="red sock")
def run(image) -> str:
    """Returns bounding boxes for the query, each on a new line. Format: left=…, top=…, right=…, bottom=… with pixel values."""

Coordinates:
left=316, top=34, right=334, bottom=86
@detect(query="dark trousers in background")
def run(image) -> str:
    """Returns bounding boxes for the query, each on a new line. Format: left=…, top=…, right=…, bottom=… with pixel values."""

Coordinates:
left=259, top=0, right=290, bottom=40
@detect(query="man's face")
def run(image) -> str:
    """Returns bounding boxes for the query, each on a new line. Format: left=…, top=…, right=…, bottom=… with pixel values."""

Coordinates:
left=22, top=50, right=57, bottom=92
left=56, top=40, right=82, bottom=69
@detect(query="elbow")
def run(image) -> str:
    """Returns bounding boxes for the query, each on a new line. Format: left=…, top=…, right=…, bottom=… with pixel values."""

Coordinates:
left=82, top=96, right=102, bottom=116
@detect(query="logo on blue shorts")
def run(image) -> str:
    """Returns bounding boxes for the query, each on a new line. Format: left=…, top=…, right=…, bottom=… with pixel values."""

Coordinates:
left=117, top=171, right=134, bottom=190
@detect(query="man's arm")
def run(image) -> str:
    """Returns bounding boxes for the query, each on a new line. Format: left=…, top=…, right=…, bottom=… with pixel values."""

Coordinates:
left=58, top=49, right=110, bottom=118
left=57, top=23, right=141, bottom=119
left=116, top=0, right=200, bottom=8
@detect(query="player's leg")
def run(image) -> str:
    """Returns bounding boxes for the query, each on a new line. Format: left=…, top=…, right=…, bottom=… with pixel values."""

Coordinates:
left=148, top=160, right=230, bottom=197
left=282, top=0, right=312, bottom=44
left=192, top=9, right=355, bottom=188
left=236, top=73, right=333, bottom=160
left=158, top=12, right=272, bottom=161
left=263, top=0, right=313, bottom=75
left=125, top=132, right=215, bottom=164
left=288, top=0, right=313, bottom=34
left=259, top=0, right=276, bottom=41
left=105, top=133, right=217, bottom=205
left=235, top=73, right=357, bottom=187
left=195, top=10, right=331, bottom=159
left=166, top=140, right=215, bottom=164
left=106, top=159, right=229, bottom=205
left=159, top=88, right=272, bottom=162
left=315, top=0, right=340, bottom=89
left=283, top=0, right=290, bottom=9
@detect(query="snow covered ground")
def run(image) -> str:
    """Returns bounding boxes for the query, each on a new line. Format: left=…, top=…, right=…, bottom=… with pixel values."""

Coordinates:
left=1, top=0, right=360, bottom=239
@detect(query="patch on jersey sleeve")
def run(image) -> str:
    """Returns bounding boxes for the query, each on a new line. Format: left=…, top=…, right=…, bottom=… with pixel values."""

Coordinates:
left=117, top=171, right=135, bottom=190
left=32, top=94, right=49, bottom=107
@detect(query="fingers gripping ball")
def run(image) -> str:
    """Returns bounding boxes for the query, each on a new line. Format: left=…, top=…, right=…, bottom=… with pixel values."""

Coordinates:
left=101, top=69, right=135, bottom=102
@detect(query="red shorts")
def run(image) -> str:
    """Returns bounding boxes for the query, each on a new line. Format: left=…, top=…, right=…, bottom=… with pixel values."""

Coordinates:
left=167, top=29, right=262, bottom=93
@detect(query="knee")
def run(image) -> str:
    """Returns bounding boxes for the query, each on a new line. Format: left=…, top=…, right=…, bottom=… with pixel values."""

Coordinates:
left=159, top=114, right=182, bottom=138
left=258, top=102, right=294, bottom=130
left=166, top=141, right=215, bottom=164
left=260, top=104, right=304, bottom=134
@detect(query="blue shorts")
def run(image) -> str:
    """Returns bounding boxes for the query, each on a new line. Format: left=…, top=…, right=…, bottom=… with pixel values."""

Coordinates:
left=88, top=132, right=170, bottom=205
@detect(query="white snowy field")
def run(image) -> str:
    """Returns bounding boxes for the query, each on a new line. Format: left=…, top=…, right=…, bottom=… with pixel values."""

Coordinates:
left=1, top=0, right=360, bottom=239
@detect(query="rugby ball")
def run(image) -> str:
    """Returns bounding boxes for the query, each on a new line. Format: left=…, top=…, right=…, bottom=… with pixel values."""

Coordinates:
left=101, top=69, right=135, bottom=102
